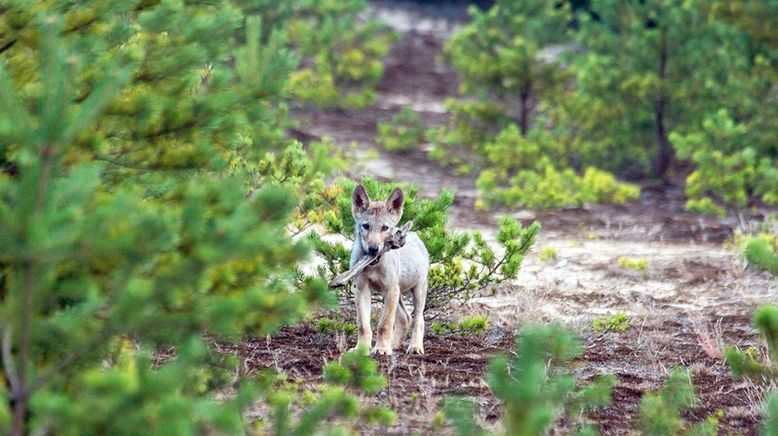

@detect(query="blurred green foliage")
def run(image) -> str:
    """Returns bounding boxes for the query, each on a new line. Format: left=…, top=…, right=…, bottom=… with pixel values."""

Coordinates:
left=539, top=246, right=559, bottom=262
left=436, top=0, right=778, bottom=215
left=229, top=0, right=396, bottom=109
left=285, top=0, right=396, bottom=108
left=438, top=0, right=640, bottom=210
left=673, top=110, right=778, bottom=217
left=259, top=346, right=395, bottom=434
left=315, top=316, right=357, bottom=336
left=617, top=256, right=648, bottom=274
left=725, top=304, right=778, bottom=434
left=377, top=107, right=425, bottom=152
left=592, top=312, right=632, bottom=333
left=0, top=0, right=391, bottom=433
left=638, top=367, right=720, bottom=435
left=744, top=235, right=778, bottom=277
left=430, top=315, right=490, bottom=336
left=444, top=323, right=616, bottom=435
left=732, top=216, right=778, bottom=277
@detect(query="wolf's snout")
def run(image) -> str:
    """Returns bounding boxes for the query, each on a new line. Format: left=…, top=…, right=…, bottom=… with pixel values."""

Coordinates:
left=367, top=245, right=379, bottom=255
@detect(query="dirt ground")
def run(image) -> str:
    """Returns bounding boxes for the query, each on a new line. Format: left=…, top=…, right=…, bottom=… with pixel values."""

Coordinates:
left=251, top=2, right=777, bottom=434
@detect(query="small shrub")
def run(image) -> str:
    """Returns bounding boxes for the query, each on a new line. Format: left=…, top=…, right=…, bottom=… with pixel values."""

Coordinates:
left=264, top=347, right=396, bottom=434
left=730, top=215, right=778, bottom=276
left=539, top=246, right=558, bottom=262
left=286, top=2, right=397, bottom=109
left=725, top=304, right=778, bottom=434
left=672, top=110, right=778, bottom=217
left=476, top=156, right=640, bottom=210
left=445, top=323, right=616, bottom=435
left=638, top=367, right=720, bottom=435
left=458, top=315, right=490, bottom=334
left=430, top=316, right=490, bottom=336
left=377, top=107, right=425, bottom=152
left=686, top=197, right=727, bottom=218
left=315, top=317, right=357, bottom=336
left=592, top=312, right=632, bottom=333
left=725, top=304, right=778, bottom=380
left=430, top=321, right=454, bottom=336
left=316, top=318, right=339, bottom=334
left=323, top=346, right=388, bottom=394
left=744, top=234, right=778, bottom=277
left=617, top=256, right=648, bottom=273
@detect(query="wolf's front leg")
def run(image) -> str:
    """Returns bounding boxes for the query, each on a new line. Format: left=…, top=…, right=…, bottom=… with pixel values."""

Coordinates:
left=407, top=276, right=428, bottom=354
left=351, top=278, right=372, bottom=354
left=373, top=284, right=400, bottom=356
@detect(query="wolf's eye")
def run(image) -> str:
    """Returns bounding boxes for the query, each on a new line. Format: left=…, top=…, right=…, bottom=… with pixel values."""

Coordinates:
left=361, top=223, right=370, bottom=231
left=381, top=225, right=388, bottom=232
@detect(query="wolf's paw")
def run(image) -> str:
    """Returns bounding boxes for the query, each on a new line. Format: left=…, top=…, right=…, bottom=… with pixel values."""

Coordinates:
left=371, top=344, right=393, bottom=356
left=406, top=343, right=424, bottom=355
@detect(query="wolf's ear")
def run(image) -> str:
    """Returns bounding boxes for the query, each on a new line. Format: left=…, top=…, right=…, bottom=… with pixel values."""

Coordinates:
left=352, top=184, right=370, bottom=218
left=385, top=187, right=404, bottom=220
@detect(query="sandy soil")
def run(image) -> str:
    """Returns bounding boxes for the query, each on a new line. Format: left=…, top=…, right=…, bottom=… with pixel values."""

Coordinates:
left=252, top=2, right=778, bottom=434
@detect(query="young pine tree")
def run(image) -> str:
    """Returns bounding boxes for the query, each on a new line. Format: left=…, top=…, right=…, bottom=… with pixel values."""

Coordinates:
left=444, top=0, right=571, bottom=137
left=0, top=2, right=337, bottom=434
left=286, top=0, right=396, bottom=109
left=438, top=0, right=639, bottom=210
left=567, top=0, right=751, bottom=179
left=725, top=305, right=778, bottom=434
left=638, top=367, right=719, bottom=435
left=671, top=110, right=778, bottom=217
left=444, top=323, right=616, bottom=435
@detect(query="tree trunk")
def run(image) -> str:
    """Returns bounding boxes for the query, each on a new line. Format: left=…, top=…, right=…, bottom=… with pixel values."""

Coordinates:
left=11, top=396, right=27, bottom=436
left=653, top=29, right=673, bottom=178
left=519, top=81, right=532, bottom=136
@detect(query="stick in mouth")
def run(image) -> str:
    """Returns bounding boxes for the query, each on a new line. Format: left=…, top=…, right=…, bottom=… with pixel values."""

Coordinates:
left=328, top=221, right=414, bottom=288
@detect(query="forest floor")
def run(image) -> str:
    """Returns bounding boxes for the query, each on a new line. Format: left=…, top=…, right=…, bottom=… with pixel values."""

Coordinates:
left=244, top=2, right=778, bottom=434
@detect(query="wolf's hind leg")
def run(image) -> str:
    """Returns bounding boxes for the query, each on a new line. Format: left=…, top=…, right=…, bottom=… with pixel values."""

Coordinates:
left=392, top=297, right=411, bottom=349
left=407, top=277, right=427, bottom=354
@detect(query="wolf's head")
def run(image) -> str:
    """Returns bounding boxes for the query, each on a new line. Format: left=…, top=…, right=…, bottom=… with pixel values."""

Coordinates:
left=351, top=184, right=404, bottom=256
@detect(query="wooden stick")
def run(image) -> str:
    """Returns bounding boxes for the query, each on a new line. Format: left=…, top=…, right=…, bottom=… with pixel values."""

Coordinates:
left=328, top=221, right=413, bottom=288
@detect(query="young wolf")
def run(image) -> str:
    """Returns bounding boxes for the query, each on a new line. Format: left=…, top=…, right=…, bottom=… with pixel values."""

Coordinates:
left=350, top=184, right=430, bottom=355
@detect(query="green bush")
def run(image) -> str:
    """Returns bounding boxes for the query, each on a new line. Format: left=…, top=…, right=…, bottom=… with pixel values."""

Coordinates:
left=0, top=1, right=368, bottom=433
left=458, top=315, right=490, bottom=334
left=539, top=246, right=558, bottom=262
left=725, top=305, right=778, bottom=434
left=316, top=316, right=357, bottom=336
left=285, top=0, right=396, bottom=109
left=672, top=110, right=778, bottom=217
left=745, top=236, right=778, bottom=277
left=443, top=0, right=570, bottom=137
left=725, top=304, right=778, bottom=380
left=263, top=347, right=396, bottom=434
left=305, top=177, right=540, bottom=310
left=617, top=257, right=648, bottom=274
left=377, top=107, right=425, bottom=152
left=592, top=312, right=632, bottom=333
left=430, top=315, right=491, bottom=336
left=445, top=323, right=616, bottom=435
left=437, top=0, right=778, bottom=215
left=436, top=0, right=641, bottom=211
left=638, top=367, right=720, bottom=436
left=476, top=156, right=639, bottom=210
